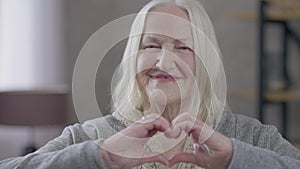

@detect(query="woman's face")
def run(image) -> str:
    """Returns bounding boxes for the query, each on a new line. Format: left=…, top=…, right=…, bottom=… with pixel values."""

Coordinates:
left=136, top=4, right=195, bottom=106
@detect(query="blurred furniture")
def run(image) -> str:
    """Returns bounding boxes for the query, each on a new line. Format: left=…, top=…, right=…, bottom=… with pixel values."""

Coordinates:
left=0, top=90, right=68, bottom=154
left=229, top=0, right=300, bottom=139
left=257, top=0, right=300, bottom=139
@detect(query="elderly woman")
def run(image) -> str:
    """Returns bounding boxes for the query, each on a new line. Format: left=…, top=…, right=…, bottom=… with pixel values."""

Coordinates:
left=1, top=0, right=300, bottom=169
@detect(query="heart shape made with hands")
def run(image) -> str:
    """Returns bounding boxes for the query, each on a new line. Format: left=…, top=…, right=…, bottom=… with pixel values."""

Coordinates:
left=100, top=90, right=232, bottom=168
left=145, top=112, right=215, bottom=164
left=136, top=114, right=232, bottom=168
left=138, top=90, right=215, bottom=162
left=100, top=112, right=228, bottom=169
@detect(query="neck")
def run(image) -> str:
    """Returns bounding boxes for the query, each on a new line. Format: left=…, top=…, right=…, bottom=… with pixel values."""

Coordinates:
left=161, top=99, right=191, bottom=122
left=162, top=103, right=180, bottom=122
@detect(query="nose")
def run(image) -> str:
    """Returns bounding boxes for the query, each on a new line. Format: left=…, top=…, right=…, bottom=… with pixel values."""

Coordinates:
left=156, top=47, right=176, bottom=71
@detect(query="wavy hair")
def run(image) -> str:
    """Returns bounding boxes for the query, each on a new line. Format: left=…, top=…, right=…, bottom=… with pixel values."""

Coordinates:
left=111, top=0, right=227, bottom=128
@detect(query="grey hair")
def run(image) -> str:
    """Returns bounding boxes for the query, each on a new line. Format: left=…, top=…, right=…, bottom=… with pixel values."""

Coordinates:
left=111, top=0, right=227, bottom=128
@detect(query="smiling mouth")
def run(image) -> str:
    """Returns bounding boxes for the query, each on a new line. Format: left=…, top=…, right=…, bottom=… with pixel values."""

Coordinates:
left=148, top=74, right=177, bottom=82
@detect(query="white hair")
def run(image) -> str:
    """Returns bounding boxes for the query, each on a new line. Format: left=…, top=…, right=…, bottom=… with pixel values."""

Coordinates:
left=111, top=0, right=227, bottom=128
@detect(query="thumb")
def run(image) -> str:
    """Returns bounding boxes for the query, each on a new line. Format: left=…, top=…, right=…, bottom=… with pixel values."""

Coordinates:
left=137, top=152, right=169, bottom=167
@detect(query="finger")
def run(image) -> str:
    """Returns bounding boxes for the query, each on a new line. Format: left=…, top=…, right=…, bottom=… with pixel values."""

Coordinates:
left=195, top=143, right=211, bottom=155
left=164, top=126, right=181, bottom=138
left=172, top=112, right=196, bottom=126
left=190, top=122, right=227, bottom=152
left=170, top=121, right=202, bottom=141
left=170, top=120, right=229, bottom=155
left=169, top=152, right=197, bottom=167
left=137, top=152, right=169, bottom=167
left=129, top=114, right=170, bottom=138
left=136, top=113, right=169, bottom=126
left=170, top=112, right=198, bottom=138
left=166, top=112, right=199, bottom=139
left=144, top=116, right=171, bottom=138
left=198, top=122, right=215, bottom=144
left=173, top=116, right=217, bottom=144
left=144, top=114, right=171, bottom=132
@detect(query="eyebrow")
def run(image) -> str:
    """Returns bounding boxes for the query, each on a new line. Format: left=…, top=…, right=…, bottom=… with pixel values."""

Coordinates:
left=141, top=35, right=161, bottom=43
left=141, top=34, right=193, bottom=44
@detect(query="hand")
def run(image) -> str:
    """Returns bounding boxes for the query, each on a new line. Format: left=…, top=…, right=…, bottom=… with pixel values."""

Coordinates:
left=165, top=112, right=233, bottom=169
left=99, top=114, right=170, bottom=169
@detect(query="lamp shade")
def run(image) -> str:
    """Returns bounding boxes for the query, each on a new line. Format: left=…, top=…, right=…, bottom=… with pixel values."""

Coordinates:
left=0, top=91, right=68, bottom=126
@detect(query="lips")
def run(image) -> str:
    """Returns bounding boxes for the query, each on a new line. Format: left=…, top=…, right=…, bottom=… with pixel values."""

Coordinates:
left=148, top=73, right=177, bottom=82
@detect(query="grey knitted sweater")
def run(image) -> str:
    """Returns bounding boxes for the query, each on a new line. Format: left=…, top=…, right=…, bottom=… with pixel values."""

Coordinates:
left=1, top=112, right=300, bottom=169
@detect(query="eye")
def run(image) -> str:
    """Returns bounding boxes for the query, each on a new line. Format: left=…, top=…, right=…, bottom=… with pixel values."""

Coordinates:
left=177, top=46, right=193, bottom=51
left=143, top=45, right=160, bottom=49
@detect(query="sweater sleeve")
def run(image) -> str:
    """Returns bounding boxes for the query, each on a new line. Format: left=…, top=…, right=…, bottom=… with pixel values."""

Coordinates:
left=228, top=138, right=300, bottom=169
left=0, top=125, right=107, bottom=169
left=228, top=119, right=300, bottom=169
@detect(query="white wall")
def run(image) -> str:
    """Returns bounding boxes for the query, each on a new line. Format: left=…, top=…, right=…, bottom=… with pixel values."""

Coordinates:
left=0, top=0, right=67, bottom=91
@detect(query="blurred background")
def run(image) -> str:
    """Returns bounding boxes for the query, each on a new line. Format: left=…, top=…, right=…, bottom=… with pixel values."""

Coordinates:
left=0, top=0, right=300, bottom=160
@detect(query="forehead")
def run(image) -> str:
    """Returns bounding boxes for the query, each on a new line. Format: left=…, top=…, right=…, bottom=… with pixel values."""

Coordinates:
left=143, top=4, right=193, bottom=41
left=141, top=34, right=194, bottom=49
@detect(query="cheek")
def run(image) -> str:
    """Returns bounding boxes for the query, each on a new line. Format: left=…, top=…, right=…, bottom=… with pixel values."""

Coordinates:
left=179, top=54, right=195, bottom=75
left=136, top=53, right=157, bottom=89
left=136, top=53, right=157, bottom=73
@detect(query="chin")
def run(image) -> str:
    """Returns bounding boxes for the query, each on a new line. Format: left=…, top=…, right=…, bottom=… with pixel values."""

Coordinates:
left=149, top=89, right=181, bottom=103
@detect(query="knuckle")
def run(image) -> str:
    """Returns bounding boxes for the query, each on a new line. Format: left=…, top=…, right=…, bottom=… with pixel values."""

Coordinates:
left=174, top=112, right=195, bottom=123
